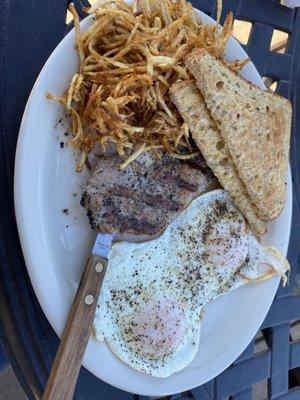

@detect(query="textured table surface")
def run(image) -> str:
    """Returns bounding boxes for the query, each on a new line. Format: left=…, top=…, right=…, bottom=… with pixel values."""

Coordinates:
left=0, top=1, right=300, bottom=399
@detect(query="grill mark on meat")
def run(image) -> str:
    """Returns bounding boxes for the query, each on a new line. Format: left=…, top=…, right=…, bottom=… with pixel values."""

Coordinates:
left=81, top=152, right=216, bottom=237
left=107, top=186, right=182, bottom=211
left=160, top=171, right=199, bottom=192
left=171, top=177, right=198, bottom=192
left=101, top=212, right=159, bottom=235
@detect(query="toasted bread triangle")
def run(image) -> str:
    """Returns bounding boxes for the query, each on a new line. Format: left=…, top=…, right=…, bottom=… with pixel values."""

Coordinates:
left=170, top=80, right=266, bottom=236
left=186, top=50, right=292, bottom=220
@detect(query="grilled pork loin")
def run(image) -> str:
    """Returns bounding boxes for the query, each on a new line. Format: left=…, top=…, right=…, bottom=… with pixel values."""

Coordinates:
left=81, top=152, right=217, bottom=237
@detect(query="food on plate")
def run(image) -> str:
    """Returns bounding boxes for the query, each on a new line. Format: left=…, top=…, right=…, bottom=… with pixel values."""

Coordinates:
left=93, top=190, right=289, bottom=377
left=186, top=49, right=292, bottom=220
left=48, top=0, right=247, bottom=171
left=81, top=152, right=217, bottom=236
left=47, top=0, right=292, bottom=380
left=170, top=80, right=266, bottom=237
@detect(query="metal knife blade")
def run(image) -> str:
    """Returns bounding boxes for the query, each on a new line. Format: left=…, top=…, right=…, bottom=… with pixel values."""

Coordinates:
left=92, top=233, right=114, bottom=259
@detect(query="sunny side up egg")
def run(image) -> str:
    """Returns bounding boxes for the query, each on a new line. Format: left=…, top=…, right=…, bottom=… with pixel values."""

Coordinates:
left=93, top=189, right=289, bottom=377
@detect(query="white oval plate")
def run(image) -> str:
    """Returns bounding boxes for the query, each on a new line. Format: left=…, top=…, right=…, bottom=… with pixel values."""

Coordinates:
left=14, top=8, right=292, bottom=397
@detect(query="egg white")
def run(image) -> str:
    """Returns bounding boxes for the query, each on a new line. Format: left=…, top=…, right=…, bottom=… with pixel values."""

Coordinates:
left=93, top=189, right=289, bottom=377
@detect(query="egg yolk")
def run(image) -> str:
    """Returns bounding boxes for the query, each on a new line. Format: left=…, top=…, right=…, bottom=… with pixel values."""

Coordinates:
left=204, top=220, right=248, bottom=276
left=127, top=300, right=187, bottom=359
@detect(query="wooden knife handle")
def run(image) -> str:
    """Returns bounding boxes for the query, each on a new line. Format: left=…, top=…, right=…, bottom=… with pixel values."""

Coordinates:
left=42, top=254, right=108, bottom=400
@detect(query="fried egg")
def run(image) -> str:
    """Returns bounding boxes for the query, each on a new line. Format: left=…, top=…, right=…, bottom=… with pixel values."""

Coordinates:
left=93, top=189, right=289, bottom=377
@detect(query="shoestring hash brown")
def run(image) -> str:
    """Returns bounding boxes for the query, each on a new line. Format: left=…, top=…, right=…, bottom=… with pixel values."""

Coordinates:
left=47, top=0, right=248, bottom=171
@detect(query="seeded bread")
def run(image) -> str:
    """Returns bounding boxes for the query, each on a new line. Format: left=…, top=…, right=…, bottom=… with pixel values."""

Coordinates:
left=186, top=50, right=292, bottom=220
left=170, top=80, right=266, bottom=236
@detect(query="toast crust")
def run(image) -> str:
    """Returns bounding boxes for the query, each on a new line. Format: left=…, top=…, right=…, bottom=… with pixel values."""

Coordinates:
left=170, top=80, right=267, bottom=236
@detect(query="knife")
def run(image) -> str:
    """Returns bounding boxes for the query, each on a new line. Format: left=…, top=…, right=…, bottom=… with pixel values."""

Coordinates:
left=43, top=233, right=114, bottom=400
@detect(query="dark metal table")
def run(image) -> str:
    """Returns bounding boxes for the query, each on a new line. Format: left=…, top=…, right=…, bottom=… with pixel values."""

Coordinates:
left=1, top=1, right=300, bottom=399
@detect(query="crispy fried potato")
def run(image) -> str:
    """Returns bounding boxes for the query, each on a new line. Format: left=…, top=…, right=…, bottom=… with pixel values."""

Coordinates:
left=48, top=0, right=246, bottom=170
